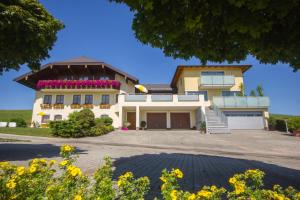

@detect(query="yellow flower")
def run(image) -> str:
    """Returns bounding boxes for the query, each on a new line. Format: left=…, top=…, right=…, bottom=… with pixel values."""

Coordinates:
left=197, top=190, right=212, bottom=198
left=16, top=166, right=25, bottom=176
left=170, top=190, right=177, bottom=200
left=117, top=179, right=123, bottom=187
left=29, top=164, right=37, bottom=173
left=234, top=181, right=245, bottom=195
left=188, top=193, right=196, bottom=200
left=49, top=160, right=56, bottom=166
left=229, top=177, right=237, bottom=184
left=0, top=161, right=10, bottom=168
left=6, top=179, right=16, bottom=189
left=67, top=165, right=82, bottom=177
left=61, top=144, right=74, bottom=153
left=74, top=195, right=82, bottom=200
left=211, top=185, right=217, bottom=191
left=60, top=160, right=69, bottom=167
left=173, top=169, right=183, bottom=178
left=160, top=176, right=167, bottom=183
left=123, top=172, right=133, bottom=179
left=161, top=183, right=166, bottom=190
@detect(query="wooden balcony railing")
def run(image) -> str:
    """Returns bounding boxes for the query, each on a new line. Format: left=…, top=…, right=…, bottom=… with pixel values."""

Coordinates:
left=82, top=104, right=93, bottom=109
left=70, top=104, right=82, bottom=109
left=53, top=104, right=64, bottom=109
left=40, top=104, right=52, bottom=109
left=100, top=104, right=111, bottom=109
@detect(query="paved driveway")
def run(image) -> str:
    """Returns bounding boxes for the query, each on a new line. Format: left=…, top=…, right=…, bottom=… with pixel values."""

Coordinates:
left=0, top=130, right=299, bottom=199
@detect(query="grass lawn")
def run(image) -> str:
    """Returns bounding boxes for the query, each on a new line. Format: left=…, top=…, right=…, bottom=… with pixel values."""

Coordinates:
left=0, top=128, right=51, bottom=137
left=270, top=114, right=300, bottom=120
left=0, top=110, right=32, bottom=125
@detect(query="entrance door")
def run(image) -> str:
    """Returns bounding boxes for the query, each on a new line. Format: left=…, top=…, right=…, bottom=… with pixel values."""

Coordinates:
left=147, top=113, right=167, bottom=129
left=127, top=112, right=136, bottom=130
left=171, top=113, right=191, bottom=129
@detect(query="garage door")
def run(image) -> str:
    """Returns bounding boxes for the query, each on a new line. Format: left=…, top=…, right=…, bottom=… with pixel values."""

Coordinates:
left=171, top=113, right=190, bottom=129
left=224, top=111, right=264, bottom=130
left=147, top=113, right=167, bottom=129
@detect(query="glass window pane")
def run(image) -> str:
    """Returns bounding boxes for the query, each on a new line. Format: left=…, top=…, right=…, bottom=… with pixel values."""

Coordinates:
left=43, top=95, right=52, bottom=104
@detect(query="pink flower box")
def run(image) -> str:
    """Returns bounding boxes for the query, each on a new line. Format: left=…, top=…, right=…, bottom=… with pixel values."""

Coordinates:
left=36, top=80, right=121, bottom=90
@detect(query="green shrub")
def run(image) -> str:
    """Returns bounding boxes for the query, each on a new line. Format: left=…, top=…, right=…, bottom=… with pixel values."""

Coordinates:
left=267, top=116, right=276, bottom=130
left=49, top=120, right=80, bottom=138
left=275, top=119, right=287, bottom=132
left=9, top=118, right=27, bottom=127
left=50, top=109, right=114, bottom=138
left=288, top=118, right=300, bottom=132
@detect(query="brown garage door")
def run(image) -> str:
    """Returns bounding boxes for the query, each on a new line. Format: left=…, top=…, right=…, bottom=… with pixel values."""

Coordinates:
left=147, top=113, right=167, bottom=129
left=171, top=113, right=190, bottom=129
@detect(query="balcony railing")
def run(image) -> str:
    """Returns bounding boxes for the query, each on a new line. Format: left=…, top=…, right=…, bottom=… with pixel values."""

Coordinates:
left=200, top=75, right=235, bottom=86
left=125, top=94, right=147, bottom=102
left=151, top=94, right=173, bottom=102
left=213, top=96, right=270, bottom=108
left=178, top=95, right=199, bottom=101
left=37, top=80, right=121, bottom=90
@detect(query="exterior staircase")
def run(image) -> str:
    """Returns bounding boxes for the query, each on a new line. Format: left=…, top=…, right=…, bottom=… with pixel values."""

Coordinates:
left=205, top=107, right=231, bottom=134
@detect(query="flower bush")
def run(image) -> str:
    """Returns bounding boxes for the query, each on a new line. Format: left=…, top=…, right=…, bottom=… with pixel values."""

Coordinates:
left=1, top=145, right=299, bottom=200
left=36, top=80, right=121, bottom=90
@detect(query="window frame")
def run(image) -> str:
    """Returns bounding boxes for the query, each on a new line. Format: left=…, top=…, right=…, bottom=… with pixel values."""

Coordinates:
left=43, top=95, right=52, bottom=104
left=54, top=115, right=63, bottom=121
left=55, top=95, right=64, bottom=104
left=72, top=95, right=81, bottom=104
left=201, top=71, right=225, bottom=76
left=101, top=94, right=110, bottom=104
left=85, top=95, right=93, bottom=104
left=41, top=115, right=50, bottom=123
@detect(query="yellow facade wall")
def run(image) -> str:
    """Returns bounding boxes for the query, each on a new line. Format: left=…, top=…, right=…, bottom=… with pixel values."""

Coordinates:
left=177, top=67, right=244, bottom=100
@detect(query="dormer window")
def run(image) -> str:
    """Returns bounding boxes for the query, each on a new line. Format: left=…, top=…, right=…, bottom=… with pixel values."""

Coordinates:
left=201, top=71, right=224, bottom=76
left=100, top=76, right=110, bottom=80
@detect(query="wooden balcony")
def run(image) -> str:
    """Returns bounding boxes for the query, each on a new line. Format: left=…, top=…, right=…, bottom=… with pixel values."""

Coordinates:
left=82, top=104, right=93, bottom=109
left=100, top=104, right=111, bottom=109
left=53, top=104, right=64, bottom=109
left=40, top=104, right=52, bottom=109
left=70, top=104, right=82, bottom=109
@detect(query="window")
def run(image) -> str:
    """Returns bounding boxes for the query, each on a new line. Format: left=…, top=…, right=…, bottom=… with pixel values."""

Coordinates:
left=222, top=91, right=241, bottom=96
left=85, top=95, right=93, bottom=104
left=54, top=115, right=62, bottom=121
left=201, top=71, right=224, bottom=76
left=56, top=95, right=64, bottom=104
left=101, top=94, right=110, bottom=104
left=43, top=95, right=52, bottom=104
left=41, top=115, right=50, bottom=123
left=186, top=91, right=208, bottom=101
left=73, top=95, right=81, bottom=104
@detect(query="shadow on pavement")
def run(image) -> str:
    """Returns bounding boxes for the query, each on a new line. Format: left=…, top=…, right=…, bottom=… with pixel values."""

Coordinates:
left=113, top=153, right=300, bottom=199
left=0, top=143, right=86, bottom=161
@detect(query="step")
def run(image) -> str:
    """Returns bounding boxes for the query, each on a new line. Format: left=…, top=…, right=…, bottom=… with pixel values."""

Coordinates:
left=208, top=128, right=231, bottom=134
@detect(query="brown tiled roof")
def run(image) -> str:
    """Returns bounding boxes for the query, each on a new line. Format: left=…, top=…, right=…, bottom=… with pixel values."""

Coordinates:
left=14, top=56, right=139, bottom=89
left=170, top=64, right=252, bottom=87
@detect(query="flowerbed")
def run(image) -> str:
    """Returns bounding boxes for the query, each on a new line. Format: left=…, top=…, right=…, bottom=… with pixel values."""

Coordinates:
left=1, top=145, right=299, bottom=200
left=36, top=80, right=121, bottom=90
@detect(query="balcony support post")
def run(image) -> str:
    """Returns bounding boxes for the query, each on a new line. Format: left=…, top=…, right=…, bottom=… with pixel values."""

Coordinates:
left=135, top=106, right=140, bottom=130
left=119, top=106, right=123, bottom=129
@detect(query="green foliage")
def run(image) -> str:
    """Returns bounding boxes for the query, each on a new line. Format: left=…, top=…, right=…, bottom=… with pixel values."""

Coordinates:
left=200, top=121, right=206, bottom=133
left=249, top=90, right=257, bottom=97
left=9, top=118, right=27, bottom=127
left=140, top=121, right=146, bottom=128
left=288, top=118, right=300, bottom=132
left=111, top=0, right=300, bottom=71
left=0, top=0, right=64, bottom=74
left=95, top=116, right=113, bottom=127
left=275, top=119, right=287, bottom=132
left=237, top=83, right=245, bottom=96
left=267, top=116, right=276, bottom=130
left=0, top=110, right=32, bottom=125
left=50, top=109, right=113, bottom=138
left=256, top=85, right=264, bottom=97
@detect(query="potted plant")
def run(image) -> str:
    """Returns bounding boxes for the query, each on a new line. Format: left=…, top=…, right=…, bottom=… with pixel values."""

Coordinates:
left=200, top=121, right=206, bottom=134
left=122, top=121, right=131, bottom=131
left=140, top=121, right=146, bottom=130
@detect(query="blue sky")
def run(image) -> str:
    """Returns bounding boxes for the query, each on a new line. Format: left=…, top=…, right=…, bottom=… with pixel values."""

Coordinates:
left=0, top=0, right=299, bottom=115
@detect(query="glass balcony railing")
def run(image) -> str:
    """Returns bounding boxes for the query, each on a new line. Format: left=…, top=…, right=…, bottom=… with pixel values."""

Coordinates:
left=178, top=95, right=199, bottom=101
left=125, top=95, right=147, bottom=102
left=151, top=94, right=173, bottom=102
left=200, top=75, right=235, bottom=86
left=213, top=96, right=270, bottom=108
